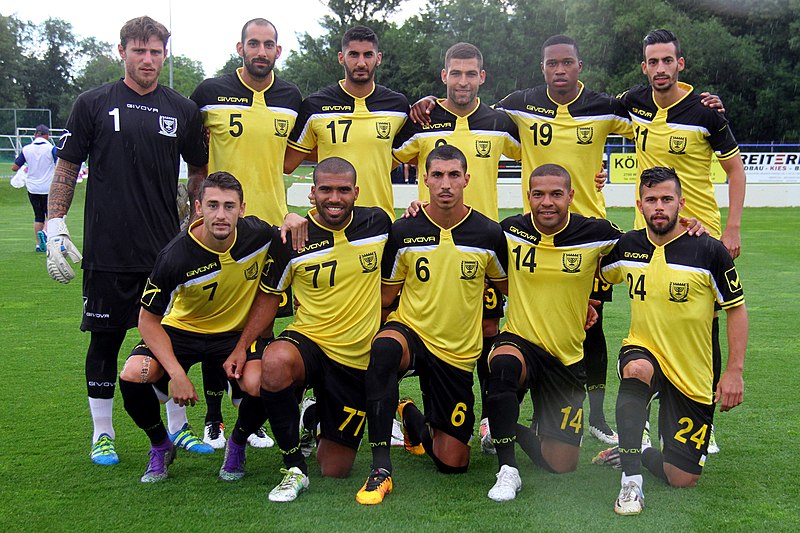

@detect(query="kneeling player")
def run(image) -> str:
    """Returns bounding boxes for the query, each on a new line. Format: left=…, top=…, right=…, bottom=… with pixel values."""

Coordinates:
left=247, top=158, right=391, bottom=502
left=357, top=145, right=508, bottom=505
left=598, top=167, right=747, bottom=515
left=485, top=165, right=621, bottom=501
left=118, top=172, right=278, bottom=482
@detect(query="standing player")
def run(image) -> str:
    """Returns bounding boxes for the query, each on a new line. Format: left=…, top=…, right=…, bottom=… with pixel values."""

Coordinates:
left=597, top=167, right=747, bottom=515
left=356, top=145, right=508, bottom=505
left=46, top=16, right=209, bottom=465
left=12, top=124, right=57, bottom=251
left=393, top=43, right=520, bottom=450
left=244, top=158, right=391, bottom=502
left=119, top=172, right=276, bottom=482
left=284, top=25, right=408, bottom=218
left=190, top=17, right=304, bottom=450
left=484, top=164, right=622, bottom=501
left=619, top=28, right=747, bottom=451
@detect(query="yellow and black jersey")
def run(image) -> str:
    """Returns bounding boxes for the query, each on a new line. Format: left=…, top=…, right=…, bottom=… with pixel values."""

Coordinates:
left=288, top=82, right=408, bottom=217
left=141, top=216, right=276, bottom=334
left=618, top=83, right=740, bottom=237
left=392, top=99, right=522, bottom=221
left=600, top=230, right=745, bottom=404
left=496, top=82, right=633, bottom=218
left=501, top=212, right=621, bottom=365
left=191, top=70, right=302, bottom=226
left=261, top=207, right=391, bottom=370
left=383, top=207, right=508, bottom=371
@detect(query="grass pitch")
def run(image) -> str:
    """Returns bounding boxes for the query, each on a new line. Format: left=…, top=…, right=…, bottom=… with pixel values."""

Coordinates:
left=0, top=179, right=797, bottom=532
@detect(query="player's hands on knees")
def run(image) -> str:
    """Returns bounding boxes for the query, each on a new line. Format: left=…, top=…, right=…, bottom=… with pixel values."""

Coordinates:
left=224, top=349, right=247, bottom=380
left=715, top=371, right=744, bottom=412
left=680, top=217, right=708, bottom=237
left=403, top=199, right=424, bottom=218
left=45, top=217, right=83, bottom=284
left=699, top=92, right=726, bottom=114
left=721, top=229, right=741, bottom=259
left=409, top=96, right=436, bottom=125
left=170, top=373, right=199, bottom=407
left=585, top=299, right=600, bottom=330
left=281, top=212, right=309, bottom=251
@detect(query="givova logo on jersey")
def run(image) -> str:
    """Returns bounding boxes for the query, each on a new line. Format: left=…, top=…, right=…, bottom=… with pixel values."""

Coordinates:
left=668, top=282, right=689, bottom=302
left=460, top=260, right=479, bottom=280
left=158, top=116, right=178, bottom=137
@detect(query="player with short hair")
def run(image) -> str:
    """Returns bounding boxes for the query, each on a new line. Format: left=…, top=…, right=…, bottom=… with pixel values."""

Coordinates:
left=284, top=25, right=408, bottom=218
left=597, top=167, right=747, bottom=515
left=393, top=43, right=521, bottom=451
left=46, top=15, right=209, bottom=465
left=190, top=17, right=306, bottom=450
left=233, top=157, right=391, bottom=502
left=356, top=145, right=508, bottom=505
left=12, top=124, right=57, bottom=252
left=619, top=27, right=747, bottom=453
left=484, top=164, right=623, bottom=501
left=118, top=172, right=277, bottom=482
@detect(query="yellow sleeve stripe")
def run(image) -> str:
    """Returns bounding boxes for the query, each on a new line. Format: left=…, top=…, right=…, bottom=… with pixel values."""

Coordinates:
left=287, top=139, right=312, bottom=153
left=719, top=296, right=745, bottom=309
left=716, top=147, right=740, bottom=161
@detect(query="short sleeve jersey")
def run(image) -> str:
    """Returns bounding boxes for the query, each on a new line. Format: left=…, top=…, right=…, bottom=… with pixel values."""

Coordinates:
left=191, top=70, right=302, bottom=225
left=600, top=230, right=745, bottom=404
left=57, top=80, right=208, bottom=272
left=140, top=216, right=275, bottom=334
left=288, top=82, right=408, bottom=217
left=392, top=99, right=521, bottom=221
left=496, top=82, right=633, bottom=218
left=17, top=139, right=57, bottom=194
left=502, top=213, right=621, bottom=365
left=261, top=207, right=391, bottom=370
left=618, top=83, right=740, bottom=238
left=383, top=207, right=508, bottom=371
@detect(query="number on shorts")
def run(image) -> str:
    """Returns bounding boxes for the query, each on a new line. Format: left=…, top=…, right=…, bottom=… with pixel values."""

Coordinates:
left=559, top=405, right=583, bottom=434
left=450, top=402, right=467, bottom=427
left=338, top=406, right=366, bottom=436
left=674, top=417, right=708, bottom=450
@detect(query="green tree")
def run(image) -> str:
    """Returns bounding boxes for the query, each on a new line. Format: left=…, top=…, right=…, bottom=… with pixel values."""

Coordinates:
left=160, top=55, right=206, bottom=97
left=73, top=37, right=121, bottom=94
left=0, top=14, right=25, bottom=110
left=215, top=54, right=241, bottom=77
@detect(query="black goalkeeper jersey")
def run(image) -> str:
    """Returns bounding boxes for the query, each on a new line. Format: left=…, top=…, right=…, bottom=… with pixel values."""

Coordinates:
left=58, top=80, right=208, bottom=272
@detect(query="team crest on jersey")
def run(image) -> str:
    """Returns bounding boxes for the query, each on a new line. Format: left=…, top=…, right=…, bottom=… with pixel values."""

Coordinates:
left=576, top=126, right=594, bottom=145
left=244, top=261, right=260, bottom=281
left=158, top=116, right=178, bottom=137
left=561, top=253, right=582, bottom=273
left=668, top=282, right=690, bottom=302
left=460, top=260, right=479, bottom=280
left=475, top=140, right=491, bottom=158
left=375, top=121, right=391, bottom=139
left=141, top=278, right=161, bottom=306
left=724, top=267, right=742, bottom=293
left=668, top=135, right=687, bottom=154
left=359, top=251, right=378, bottom=273
left=274, top=119, right=289, bottom=137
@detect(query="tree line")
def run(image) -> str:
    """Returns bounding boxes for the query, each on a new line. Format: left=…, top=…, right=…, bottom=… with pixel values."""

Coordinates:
left=2, top=0, right=799, bottom=142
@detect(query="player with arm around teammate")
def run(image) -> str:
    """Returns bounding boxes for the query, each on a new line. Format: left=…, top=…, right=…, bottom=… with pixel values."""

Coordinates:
left=597, top=167, right=747, bottom=515
left=118, top=172, right=278, bottom=482
left=355, top=144, right=508, bottom=505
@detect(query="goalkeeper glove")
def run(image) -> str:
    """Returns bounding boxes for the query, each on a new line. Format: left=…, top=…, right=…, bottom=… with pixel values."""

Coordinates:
left=45, top=217, right=82, bottom=284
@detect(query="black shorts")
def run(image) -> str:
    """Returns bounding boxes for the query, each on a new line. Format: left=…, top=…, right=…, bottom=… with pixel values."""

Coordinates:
left=482, top=279, right=506, bottom=319
left=28, top=193, right=48, bottom=223
left=590, top=272, right=613, bottom=302
left=275, top=287, right=294, bottom=319
left=619, top=346, right=714, bottom=475
left=81, top=270, right=149, bottom=332
left=128, top=326, right=253, bottom=372
left=275, top=330, right=367, bottom=450
left=383, top=321, right=475, bottom=444
left=494, top=332, right=586, bottom=446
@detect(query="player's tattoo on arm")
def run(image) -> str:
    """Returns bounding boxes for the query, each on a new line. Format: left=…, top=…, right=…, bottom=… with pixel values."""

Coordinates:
left=48, top=159, right=80, bottom=218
